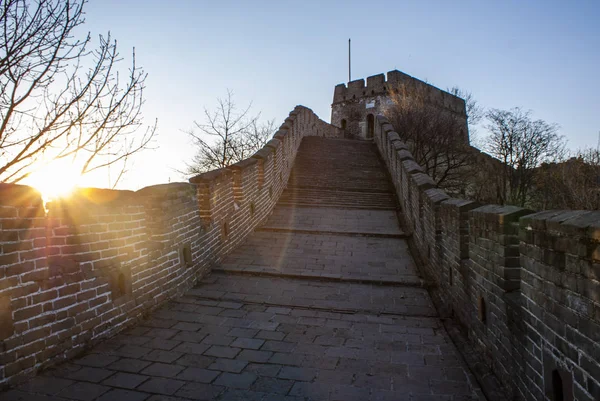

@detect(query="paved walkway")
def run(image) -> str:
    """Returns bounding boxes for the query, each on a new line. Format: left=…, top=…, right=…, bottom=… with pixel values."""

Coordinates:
left=2, top=138, right=484, bottom=401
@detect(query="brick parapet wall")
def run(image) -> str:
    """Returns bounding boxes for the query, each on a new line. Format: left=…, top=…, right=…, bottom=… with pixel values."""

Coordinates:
left=439, top=198, right=480, bottom=320
left=0, top=105, right=342, bottom=386
left=519, top=211, right=600, bottom=401
left=374, top=114, right=599, bottom=401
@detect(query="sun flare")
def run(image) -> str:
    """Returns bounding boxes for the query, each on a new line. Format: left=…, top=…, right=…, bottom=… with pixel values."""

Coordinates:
left=26, top=160, right=81, bottom=201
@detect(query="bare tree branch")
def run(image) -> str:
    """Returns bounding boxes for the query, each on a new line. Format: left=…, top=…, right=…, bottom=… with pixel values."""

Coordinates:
left=485, top=107, right=565, bottom=206
left=384, top=82, right=473, bottom=195
left=185, top=91, right=273, bottom=175
left=0, top=0, right=156, bottom=186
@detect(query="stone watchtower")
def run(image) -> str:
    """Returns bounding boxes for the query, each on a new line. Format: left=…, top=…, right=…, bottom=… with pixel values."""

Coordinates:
left=331, top=70, right=469, bottom=142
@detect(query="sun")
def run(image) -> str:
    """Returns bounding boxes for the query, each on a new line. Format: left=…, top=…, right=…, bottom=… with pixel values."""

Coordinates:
left=26, top=159, right=81, bottom=201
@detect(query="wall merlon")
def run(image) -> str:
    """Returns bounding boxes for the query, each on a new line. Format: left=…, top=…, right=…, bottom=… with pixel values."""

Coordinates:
left=136, top=183, right=193, bottom=198
left=252, top=147, right=273, bottom=160
left=441, top=198, right=480, bottom=212
left=333, top=84, right=346, bottom=102
left=227, top=159, right=258, bottom=203
left=402, top=160, right=423, bottom=174
left=273, top=130, right=287, bottom=140
left=265, top=138, right=281, bottom=151
left=0, top=184, right=43, bottom=208
left=189, top=168, right=232, bottom=185
left=387, top=131, right=401, bottom=143
left=348, top=79, right=365, bottom=90
left=396, top=149, right=414, bottom=162
left=376, top=115, right=390, bottom=125
left=519, top=210, right=567, bottom=230
left=552, top=211, right=600, bottom=238
left=381, top=123, right=394, bottom=134
left=424, top=188, right=450, bottom=204
left=228, top=158, right=258, bottom=171
left=71, top=188, right=139, bottom=206
left=366, top=73, right=385, bottom=87
left=471, top=205, right=534, bottom=228
left=386, top=69, right=410, bottom=85
left=411, top=173, right=436, bottom=190
left=392, top=141, right=408, bottom=152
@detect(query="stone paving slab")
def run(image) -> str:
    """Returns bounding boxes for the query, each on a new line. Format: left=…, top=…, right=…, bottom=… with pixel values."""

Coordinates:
left=261, top=206, right=404, bottom=237
left=4, top=274, right=482, bottom=401
left=219, top=232, right=419, bottom=284
left=278, top=188, right=397, bottom=210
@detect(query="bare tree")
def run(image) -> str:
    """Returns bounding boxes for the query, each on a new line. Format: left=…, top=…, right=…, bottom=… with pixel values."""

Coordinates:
left=448, top=86, right=485, bottom=146
left=0, top=0, right=156, bottom=185
left=186, top=90, right=274, bottom=175
left=447, top=86, right=484, bottom=126
left=485, top=107, right=565, bottom=207
left=384, top=82, right=474, bottom=195
left=532, top=148, right=600, bottom=210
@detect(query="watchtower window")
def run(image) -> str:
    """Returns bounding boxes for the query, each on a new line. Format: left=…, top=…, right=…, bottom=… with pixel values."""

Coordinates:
left=341, top=119, right=347, bottom=130
left=367, top=114, right=374, bottom=139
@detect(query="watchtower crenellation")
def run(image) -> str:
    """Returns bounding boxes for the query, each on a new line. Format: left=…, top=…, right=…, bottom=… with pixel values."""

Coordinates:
left=332, top=70, right=468, bottom=141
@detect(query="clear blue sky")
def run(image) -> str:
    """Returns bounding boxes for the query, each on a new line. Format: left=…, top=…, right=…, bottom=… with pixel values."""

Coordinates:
left=81, top=0, right=599, bottom=190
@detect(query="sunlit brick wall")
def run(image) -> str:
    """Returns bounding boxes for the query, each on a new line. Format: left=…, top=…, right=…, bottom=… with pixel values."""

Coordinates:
left=0, top=105, right=343, bottom=386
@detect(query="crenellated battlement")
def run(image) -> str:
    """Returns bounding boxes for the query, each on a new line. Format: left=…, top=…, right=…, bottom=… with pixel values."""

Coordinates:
left=331, top=70, right=467, bottom=141
left=373, top=113, right=600, bottom=401
left=332, top=70, right=465, bottom=115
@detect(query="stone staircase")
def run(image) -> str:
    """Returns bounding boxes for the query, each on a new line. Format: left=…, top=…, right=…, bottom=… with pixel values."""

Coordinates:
left=3, top=137, right=485, bottom=401
left=278, top=137, right=397, bottom=210
left=217, top=137, right=420, bottom=285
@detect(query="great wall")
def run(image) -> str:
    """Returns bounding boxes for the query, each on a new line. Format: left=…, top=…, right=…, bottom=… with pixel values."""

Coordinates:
left=0, top=70, right=598, bottom=401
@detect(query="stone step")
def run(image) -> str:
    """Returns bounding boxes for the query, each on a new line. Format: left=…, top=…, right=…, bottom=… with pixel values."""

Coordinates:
left=279, top=188, right=397, bottom=209
left=211, top=267, right=428, bottom=289
left=286, top=136, right=393, bottom=199
left=288, top=173, right=393, bottom=192
left=189, top=272, right=436, bottom=317
left=257, top=227, right=407, bottom=239
left=261, top=206, right=404, bottom=236
left=220, top=231, right=421, bottom=284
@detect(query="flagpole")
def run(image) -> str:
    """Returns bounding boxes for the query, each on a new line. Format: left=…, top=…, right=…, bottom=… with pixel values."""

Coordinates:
left=348, top=38, right=351, bottom=82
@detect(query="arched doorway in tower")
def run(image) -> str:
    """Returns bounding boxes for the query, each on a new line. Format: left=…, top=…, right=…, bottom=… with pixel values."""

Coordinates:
left=366, top=114, right=374, bottom=139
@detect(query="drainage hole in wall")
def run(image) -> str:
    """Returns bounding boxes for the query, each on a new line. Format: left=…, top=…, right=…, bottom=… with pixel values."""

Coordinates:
left=478, top=296, right=487, bottom=324
left=117, top=273, right=126, bottom=298
left=222, top=222, right=230, bottom=240
left=181, top=243, right=192, bottom=267
left=552, top=370, right=564, bottom=401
